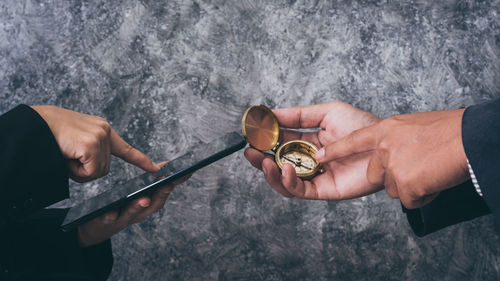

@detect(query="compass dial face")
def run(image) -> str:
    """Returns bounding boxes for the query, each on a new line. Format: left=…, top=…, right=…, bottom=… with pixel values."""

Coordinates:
left=276, top=140, right=319, bottom=178
left=281, top=150, right=317, bottom=174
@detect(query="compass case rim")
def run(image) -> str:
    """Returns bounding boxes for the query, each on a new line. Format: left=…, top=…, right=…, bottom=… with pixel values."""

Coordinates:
left=241, top=105, right=279, bottom=151
left=275, top=140, right=320, bottom=179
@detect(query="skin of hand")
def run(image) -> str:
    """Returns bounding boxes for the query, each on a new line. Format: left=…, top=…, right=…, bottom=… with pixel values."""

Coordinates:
left=315, top=108, right=469, bottom=209
left=31, top=105, right=188, bottom=247
left=244, top=101, right=382, bottom=200
left=77, top=167, right=190, bottom=248
left=31, top=105, right=160, bottom=182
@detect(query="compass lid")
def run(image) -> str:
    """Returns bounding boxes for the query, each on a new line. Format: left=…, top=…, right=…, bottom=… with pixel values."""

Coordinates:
left=241, top=105, right=279, bottom=151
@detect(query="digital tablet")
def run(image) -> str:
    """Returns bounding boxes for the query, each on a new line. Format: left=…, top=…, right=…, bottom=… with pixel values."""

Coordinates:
left=61, top=131, right=247, bottom=231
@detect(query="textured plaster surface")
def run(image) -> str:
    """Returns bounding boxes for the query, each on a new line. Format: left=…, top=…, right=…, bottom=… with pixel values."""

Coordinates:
left=1, top=1, right=500, bottom=280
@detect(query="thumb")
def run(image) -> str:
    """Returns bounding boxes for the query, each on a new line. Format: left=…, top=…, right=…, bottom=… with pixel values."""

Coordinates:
left=67, top=159, right=98, bottom=183
left=67, top=160, right=85, bottom=182
left=315, top=125, right=378, bottom=163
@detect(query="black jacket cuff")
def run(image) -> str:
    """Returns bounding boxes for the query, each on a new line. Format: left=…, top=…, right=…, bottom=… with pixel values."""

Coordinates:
left=0, top=105, right=69, bottom=221
left=404, top=180, right=490, bottom=236
left=5, top=208, right=113, bottom=281
left=461, top=99, right=500, bottom=229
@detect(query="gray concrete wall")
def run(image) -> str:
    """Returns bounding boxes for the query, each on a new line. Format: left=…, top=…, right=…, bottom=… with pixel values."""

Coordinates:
left=1, top=1, right=500, bottom=280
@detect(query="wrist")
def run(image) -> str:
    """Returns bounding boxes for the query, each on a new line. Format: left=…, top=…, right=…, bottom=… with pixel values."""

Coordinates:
left=30, top=105, right=55, bottom=130
left=30, top=105, right=55, bottom=122
left=30, top=105, right=63, bottom=147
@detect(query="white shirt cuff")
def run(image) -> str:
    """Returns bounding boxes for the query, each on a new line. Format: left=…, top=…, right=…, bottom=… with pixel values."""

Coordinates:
left=467, top=158, right=483, bottom=196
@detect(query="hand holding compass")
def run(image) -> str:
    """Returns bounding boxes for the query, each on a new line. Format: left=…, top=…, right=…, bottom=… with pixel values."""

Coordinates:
left=242, top=105, right=323, bottom=179
left=244, top=102, right=383, bottom=200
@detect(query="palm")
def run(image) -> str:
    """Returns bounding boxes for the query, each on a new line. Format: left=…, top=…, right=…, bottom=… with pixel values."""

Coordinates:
left=306, top=104, right=382, bottom=200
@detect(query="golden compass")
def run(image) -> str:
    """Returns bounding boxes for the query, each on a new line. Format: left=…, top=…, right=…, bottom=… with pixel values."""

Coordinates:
left=241, top=105, right=323, bottom=179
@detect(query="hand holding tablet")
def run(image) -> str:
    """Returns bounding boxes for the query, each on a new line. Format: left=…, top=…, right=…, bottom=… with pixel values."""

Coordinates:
left=61, top=132, right=247, bottom=233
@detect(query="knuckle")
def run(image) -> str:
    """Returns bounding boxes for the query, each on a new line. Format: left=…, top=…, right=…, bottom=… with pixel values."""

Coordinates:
left=89, top=118, right=111, bottom=139
left=385, top=188, right=398, bottom=198
left=378, top=139, right=390, bottom=152
left=94, top=127, right=109, bottom=140
left=100, top=120, right=111, bottom=134
left=402, top=199, right=418, bottom=210
left=81, top=133, right=96, bottom=146
left=367, top=178, right=376, bottom=186
left=394, top=173, right=411, bottom=191
left=104, top=213, right=118, bottom=223
left=398, top=178, right=411, bottom=190
left=412, top=187, right=426, bottom=199
left=85, top=133, right=101, bottom=147
left=384, top=163, right=396, bottom=179
left=367, top=173, right=380, bottom=186
left=94, top=116, right=108, bottom=126
left=75, top=164, right=93, bottom=178
left=386, top=193, right=398, bottom=199
left=82, top=169, right=95, bottom=178
left=381, top=116, right=399, bottom=129
left=94, top=116, right=106, bottom=122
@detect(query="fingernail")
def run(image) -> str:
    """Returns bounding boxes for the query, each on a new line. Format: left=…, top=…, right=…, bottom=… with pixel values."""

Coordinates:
left=315, top=148, right=325, bottom=161
left=154, top=163, right=162, bottom=170
left=262, top=167, right=268, bottom=176
left=139, top=200, right=150, bottom=207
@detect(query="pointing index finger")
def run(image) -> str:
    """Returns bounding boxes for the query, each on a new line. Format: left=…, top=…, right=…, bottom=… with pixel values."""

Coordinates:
left=315, top=124, right=378, bottom=163
left=110, top=128, right=160, bottom=173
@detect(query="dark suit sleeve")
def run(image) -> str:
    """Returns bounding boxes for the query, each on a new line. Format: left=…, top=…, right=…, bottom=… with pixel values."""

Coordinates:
left=461, top=98, right=500, bottom=227
left=6, top=209, right=113, bottom=281
left=0, top=104, right=69, bottom=221
left=403, top=180, right=490, bottom=237
left=0, top=105, right=113, bottom=281
left=404, top=99, right=500, bottom=236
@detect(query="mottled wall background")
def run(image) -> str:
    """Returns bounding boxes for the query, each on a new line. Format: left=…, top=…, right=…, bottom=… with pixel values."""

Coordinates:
left=2, top=0, right=500, bottom=280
